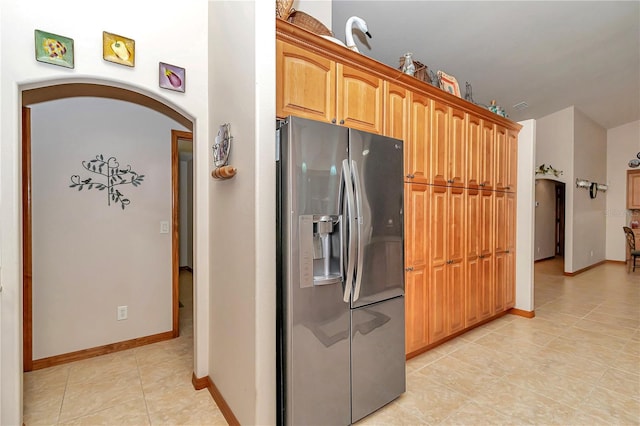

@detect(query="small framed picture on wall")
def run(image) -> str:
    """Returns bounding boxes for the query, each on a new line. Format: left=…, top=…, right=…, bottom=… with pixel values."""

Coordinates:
left=159, top=62, right=186, bottom=93
left=34, top=29, right=74, bottom=69
left=103, top=31, right=135, bottom=67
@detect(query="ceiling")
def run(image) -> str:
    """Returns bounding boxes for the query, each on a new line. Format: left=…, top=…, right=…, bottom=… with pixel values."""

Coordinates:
left=330, top=1, right=639, bottom=129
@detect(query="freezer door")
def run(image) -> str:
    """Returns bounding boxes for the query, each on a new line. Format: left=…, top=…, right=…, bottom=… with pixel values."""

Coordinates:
left=349, top=130, right=404, bottom=308
left=351, top=296, right=406, bottom=423
left=280, top=116, right=351, bottom=425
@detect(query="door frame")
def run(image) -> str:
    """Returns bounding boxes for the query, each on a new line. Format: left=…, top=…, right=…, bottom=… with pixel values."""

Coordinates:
left=22, top=93, right=191, bottom=371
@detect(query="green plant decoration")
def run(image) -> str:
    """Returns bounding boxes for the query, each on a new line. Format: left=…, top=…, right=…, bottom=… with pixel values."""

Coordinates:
left=535, top=163, right=563, bottom=177
left=70, top=154, right=145, bottom=210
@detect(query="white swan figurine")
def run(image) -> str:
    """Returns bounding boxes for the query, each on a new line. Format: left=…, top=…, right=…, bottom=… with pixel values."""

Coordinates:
left=345, top=16, right=371, bottom=53
left=319, top=16, right=371, bottom=53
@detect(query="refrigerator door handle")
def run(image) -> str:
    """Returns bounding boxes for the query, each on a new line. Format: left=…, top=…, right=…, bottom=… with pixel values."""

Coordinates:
left=351, top=159, right=364, bottom=302
left=342, top=159, right=356, bottom=303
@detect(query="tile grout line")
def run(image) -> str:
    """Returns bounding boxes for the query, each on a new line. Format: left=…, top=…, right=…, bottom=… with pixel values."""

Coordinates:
left=55, top=365, right=72, bottom=425
left=135, top=348, right=153, bottom=426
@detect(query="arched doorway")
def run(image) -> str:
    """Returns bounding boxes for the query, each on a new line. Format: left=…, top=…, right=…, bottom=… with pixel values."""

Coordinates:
left=21, top=82, right=195, bottom=370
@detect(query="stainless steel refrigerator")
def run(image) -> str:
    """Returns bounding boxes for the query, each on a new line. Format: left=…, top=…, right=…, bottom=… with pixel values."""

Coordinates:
left=276, top=116, right=405, bottom=425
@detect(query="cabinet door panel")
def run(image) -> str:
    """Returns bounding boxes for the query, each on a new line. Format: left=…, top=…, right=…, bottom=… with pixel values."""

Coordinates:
left=430, top=101, right=449, bottom=187
left=465, top=189, right=480, bottom=326
left=428, top=264, right=447, bottom=343
left=407, top=93, right=431, bottom=183
left=449, top=108, right=466, bottom=187
left=480, top=121, right=494, bottom=190
left=466, top=115, right=481, bottom=188
left=448, top=260, right=465, bottom=334
left=384, top=82, right=409, bottom=141
left=506, top=130, right=518, bottom=192
left=406, top=184, right=429, bottom=268
left=494, top=191, right=507, bottom=254
left=504, top=193, right=516, bottom=309
left=276, top=40, right=336, bottom=122
left=479, top=254, right=494, bottom=319
left=495, top=125, right=508, bottom=191
left=494, top=252, right=506, bottom=313
left=405, top=266, right=428, bottom=354
left=337, top=64, right=383, bottom=134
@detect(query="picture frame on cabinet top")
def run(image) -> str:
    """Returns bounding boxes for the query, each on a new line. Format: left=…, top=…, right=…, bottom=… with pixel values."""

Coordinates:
left=437, top=70, right=461, bottom=97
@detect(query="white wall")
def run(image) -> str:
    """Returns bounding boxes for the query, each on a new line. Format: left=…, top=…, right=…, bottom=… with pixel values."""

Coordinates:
left=572, top=109, right=607, bottom=271
left=606, top=120, right=640, bottom=260
left=534, top=179, right=557, bottom=260
left=294, top=0, right=332, bottom=29
left=30, top=97, right=183, bottom=358
left=208, top=1, right=275, bottom=424
left=515, top=119, right=535, bottom=312
left=0, top=1, right=210, bottom=423
left=536, top=107, right=574, bottom=272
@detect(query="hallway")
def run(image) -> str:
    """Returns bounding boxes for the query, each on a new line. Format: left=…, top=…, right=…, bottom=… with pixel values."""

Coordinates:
left=24, top=261, right=639, bottom=425
left=23, top=270, right=226, bottom=425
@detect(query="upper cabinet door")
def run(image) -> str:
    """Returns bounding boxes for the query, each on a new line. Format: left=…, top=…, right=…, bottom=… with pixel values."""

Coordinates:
left=494, top=125, right=508, bottom=191
left=276, top=40, right=336, bottom=123
left=448, top=107, right=466, bottom=188
left=337, top=64, right=383, bottom=134
left=480, top=121, right=494, bottom=190
left=407, top=92, right=431, bottom=184
left=430, top=100, right=449, bottom=187
left=506, top=130, right=518, bottom=192
left=384, top=82, right=410, bottom=141
left=466, top=115, right=481, bottom=189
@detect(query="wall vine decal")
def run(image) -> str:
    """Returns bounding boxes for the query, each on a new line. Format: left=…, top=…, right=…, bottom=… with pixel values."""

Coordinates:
left=70, top=154, right=145, bottom=210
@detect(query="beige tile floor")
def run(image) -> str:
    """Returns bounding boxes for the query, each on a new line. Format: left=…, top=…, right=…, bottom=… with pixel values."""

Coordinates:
left=358, top=258, right=640, bottom=425
left=23, top=270, right=227, bottom=426
left=25, top=260, right=640, bottom=425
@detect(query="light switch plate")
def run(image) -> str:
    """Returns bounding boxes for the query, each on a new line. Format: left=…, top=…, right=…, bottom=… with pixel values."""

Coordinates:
left=160, top=221, right=169, bottom=234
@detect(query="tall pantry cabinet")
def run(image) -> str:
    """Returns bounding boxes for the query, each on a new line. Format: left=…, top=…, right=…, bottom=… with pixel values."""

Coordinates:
left=276, top=19, right=522, bottom=358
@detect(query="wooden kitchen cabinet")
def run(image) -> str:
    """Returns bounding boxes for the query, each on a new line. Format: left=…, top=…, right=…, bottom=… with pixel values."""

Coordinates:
left=384, top=81, right=410, bottom=142
left=337, top=64, right=383, bottom=133
left=495, top=125, right=508, bottom=191
left=405, top=92, right=431, bottom=184
left=430, top=101, right=465, bottom=188
left=405, top=183, right=429, bottom=353
left=276, top=40, right=383, bottom=133
left=480, top=120, right=495, bottom=190
left=276, top=40, right=336, bottom=123
left=627, top=170, right=640, bottom=209
left=478, top=190, right=495, bottom=320
left=494, top=191, right=516, bottom=313
left=466, top=115, right=481, bottom=189
left=465, top=187, right=481, bottom=326
left=428, top=184, right=465, bottom=344
left=507, top=130, right=518, bottom=193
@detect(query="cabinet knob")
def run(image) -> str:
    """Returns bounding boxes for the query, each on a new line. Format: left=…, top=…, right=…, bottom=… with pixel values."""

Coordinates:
left=505, top=249, right=510, bottom=254
left=447, top=179, right=454, bottom=184
left=479, top=182, right=486, bottom=187
left=505, top=186, right=511, bottom=190
left=331, top=118, right=337, bottom=124
left=405, top=267, right=414, bottom=271
left=340, top=119, right=345, bottom=125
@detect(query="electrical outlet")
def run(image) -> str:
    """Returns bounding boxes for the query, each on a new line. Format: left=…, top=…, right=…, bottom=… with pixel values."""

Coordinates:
left=117, top=305, right=128, bottom=321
